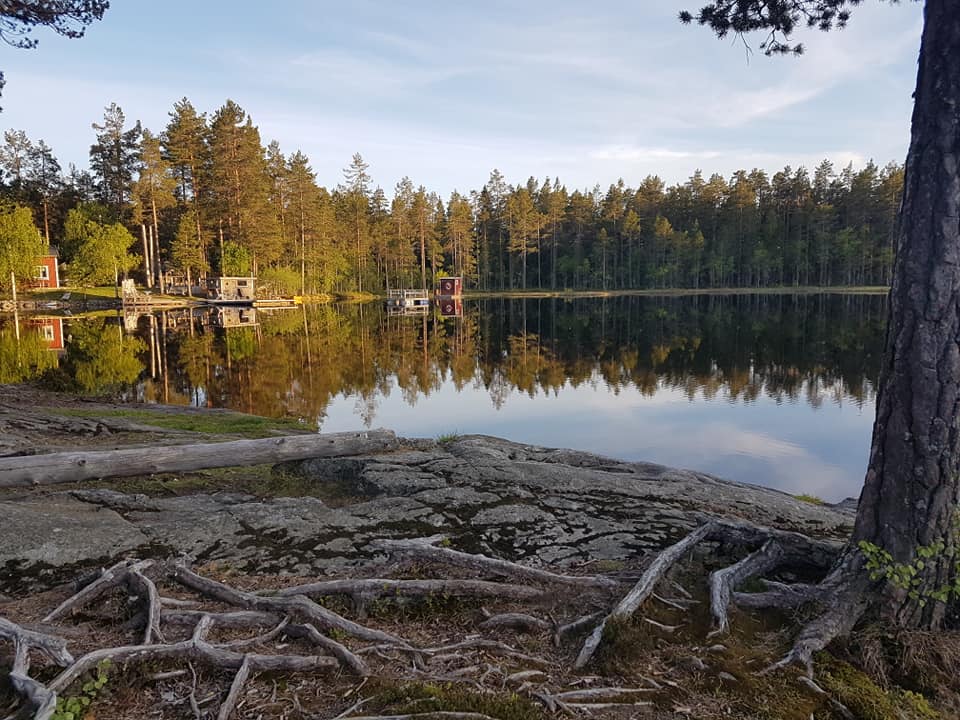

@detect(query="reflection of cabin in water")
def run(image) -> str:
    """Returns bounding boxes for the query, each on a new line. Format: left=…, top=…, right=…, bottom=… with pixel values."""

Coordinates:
left=28, top=317, right=65, bottom=352
left=438, top=297, right=463, bottom=318
left=386, top=289, right=430, bottom=316
left=214, top=306, right=257, bottom=328
left=206, top=277, right=256, bottom=304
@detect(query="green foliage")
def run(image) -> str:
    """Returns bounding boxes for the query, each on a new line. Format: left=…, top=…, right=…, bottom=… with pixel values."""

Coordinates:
left=859, top=511, right=960, bottom=607
left=436, top=431, right=461, bottom=444
left=0, top=202, right=44, bottom=293
left=170, top=207, right=209, bottom=278
left=259, top=266, right=301, bottom=296
left=63, top=206, right=138, bottom=286
left=219, top=241, right=251, bottom=276
left=51, top=660, right=110, bottom=720
left=794, top=493, right=825, bottom=505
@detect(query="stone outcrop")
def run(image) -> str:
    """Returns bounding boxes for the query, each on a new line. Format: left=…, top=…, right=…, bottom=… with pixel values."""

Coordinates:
left=0, top=435, right=853, bottom=593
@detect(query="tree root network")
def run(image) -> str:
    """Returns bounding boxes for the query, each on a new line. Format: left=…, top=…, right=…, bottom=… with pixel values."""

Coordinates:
left=0, top=521, right=870, bottom=720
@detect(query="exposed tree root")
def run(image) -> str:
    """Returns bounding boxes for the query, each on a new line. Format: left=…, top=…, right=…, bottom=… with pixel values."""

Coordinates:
left=371, top=535, right=620, bottom=590
left=709, top=539, right=784, bottom=636
left=274, top=578, right=545, bottom=604
left=173, top=563, right=411, bottom=647
left=0, top=519, right=881, bottom=720
left=477, top=611, right=551, bottom=634
left=575, top=522, right=716, bottom=668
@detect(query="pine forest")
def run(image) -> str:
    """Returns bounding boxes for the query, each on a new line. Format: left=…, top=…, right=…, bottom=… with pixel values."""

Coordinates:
left=0, top=98, right=904, bottom=296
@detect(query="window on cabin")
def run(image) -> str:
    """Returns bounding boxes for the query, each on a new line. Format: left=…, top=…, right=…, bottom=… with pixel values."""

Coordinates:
left=36, top=265, right=49, bottom=280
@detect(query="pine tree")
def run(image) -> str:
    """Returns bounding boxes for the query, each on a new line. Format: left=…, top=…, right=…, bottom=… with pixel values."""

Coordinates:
left=286, top=150, right=321, bottom=295
left=208, top=100, right=278, bottom=273
left=170, top=208, right=208, bottom=292
left=25, top=139, right=61, bottom=244
left=134, top=129, right=176, bottom=287
left=89, top=104, right=142, bottom=222
left=341, top=153, right=371, bottom=292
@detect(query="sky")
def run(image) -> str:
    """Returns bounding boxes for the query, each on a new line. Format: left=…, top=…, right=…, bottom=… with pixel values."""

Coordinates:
left=0, top=0, right=924, bottom=196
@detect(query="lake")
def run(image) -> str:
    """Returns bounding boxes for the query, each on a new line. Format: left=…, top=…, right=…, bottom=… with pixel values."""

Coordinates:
left=2, top=293, right=886, bottom=501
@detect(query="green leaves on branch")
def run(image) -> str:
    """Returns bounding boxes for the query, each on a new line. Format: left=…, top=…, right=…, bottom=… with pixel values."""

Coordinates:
left=63, top=206, right=138, bottom=286
left=0, top=202, right=44, bottom=293
left=859, top=513, right=960, bottom=607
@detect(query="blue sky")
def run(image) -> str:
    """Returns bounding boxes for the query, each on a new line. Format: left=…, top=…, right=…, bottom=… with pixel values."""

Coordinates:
left=0, top=0, right=923, bottom=195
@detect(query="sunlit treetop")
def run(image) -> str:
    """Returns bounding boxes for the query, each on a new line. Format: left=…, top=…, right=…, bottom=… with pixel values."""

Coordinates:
left=679, top=0, right=875, bottom=55
left=0, top=0, right=109, bottom=50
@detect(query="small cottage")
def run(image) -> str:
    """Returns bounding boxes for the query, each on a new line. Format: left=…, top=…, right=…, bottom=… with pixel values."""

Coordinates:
left=31, top=247, right=60, bottom=289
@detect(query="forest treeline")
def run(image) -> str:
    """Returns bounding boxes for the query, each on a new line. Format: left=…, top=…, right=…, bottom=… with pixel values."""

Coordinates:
left=0, top=98, right=903, bottom=294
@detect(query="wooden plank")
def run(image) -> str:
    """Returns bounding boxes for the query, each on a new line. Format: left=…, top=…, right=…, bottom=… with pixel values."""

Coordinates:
left=0, top=430, right=398, bottom=487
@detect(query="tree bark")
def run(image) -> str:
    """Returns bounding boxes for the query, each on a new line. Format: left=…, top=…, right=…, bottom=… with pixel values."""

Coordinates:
left=850, top=0, right=960, bottom=628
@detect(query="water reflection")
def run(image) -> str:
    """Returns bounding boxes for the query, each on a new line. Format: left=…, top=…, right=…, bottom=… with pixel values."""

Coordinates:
left=1, top=294, right=885, bottom=500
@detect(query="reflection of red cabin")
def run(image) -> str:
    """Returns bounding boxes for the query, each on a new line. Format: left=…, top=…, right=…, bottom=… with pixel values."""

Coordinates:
left=29, top=317, right=65, bottom=351
left=31, top=247, right=60, bottom=289
left=439, top=298, right=463, bottom=318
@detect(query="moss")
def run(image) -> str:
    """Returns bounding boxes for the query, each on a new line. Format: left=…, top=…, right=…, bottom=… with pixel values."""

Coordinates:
left=898, top=690, right=942, bottom=719
left=817, top=655, right=940, bottom=720
left=369, top=682, right=543, bottom=720
left=53, top=407, right=311, bottom=436
left=31, top=463, right=352, bottom=502
left=592, top=616, right=655, bottom=675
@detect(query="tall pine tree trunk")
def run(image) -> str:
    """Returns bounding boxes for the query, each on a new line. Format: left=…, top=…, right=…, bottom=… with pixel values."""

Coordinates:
left=850, top=0, right=960, bottom=628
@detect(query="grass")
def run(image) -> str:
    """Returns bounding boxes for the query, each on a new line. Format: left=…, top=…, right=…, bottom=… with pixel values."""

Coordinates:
left=54, top=407, right=312, bottom=437
left=794, top=493, right=826, bottom=505
left=25, top=286, right=120, bottom=302
left=436, top=430, right=461, bottom=444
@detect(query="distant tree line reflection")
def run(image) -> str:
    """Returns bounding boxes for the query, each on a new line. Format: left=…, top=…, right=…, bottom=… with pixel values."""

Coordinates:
left=129, top=294, right=884, bottom=422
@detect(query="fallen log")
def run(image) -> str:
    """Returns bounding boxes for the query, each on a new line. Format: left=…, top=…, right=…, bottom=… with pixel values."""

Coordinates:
left=0, top=429, right=399, bottom=487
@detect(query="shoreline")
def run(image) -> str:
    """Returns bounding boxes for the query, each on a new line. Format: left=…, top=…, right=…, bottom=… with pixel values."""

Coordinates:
left=0, top=284, right=889, bottom=315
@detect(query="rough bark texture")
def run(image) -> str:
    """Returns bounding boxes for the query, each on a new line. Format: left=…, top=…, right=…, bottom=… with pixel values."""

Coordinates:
left=851, top=0, right=960, bottom=628
left=0, top=429, right=399, bottom=487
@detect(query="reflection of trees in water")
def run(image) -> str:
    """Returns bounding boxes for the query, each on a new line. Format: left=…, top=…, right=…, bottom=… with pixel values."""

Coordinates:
left=64, top=320, right=145, bottom=395
left=118, top=294, right=885, bottom=421
left=0, top=325, right=58, bottom=384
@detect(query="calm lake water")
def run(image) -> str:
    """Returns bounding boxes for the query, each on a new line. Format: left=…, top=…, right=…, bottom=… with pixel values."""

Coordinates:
left=2, top=293, right=886, bottom=501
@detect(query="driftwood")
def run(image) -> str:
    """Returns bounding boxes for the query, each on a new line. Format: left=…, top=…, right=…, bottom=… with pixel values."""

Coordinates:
left=0, top=429, right=399, bottom=486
